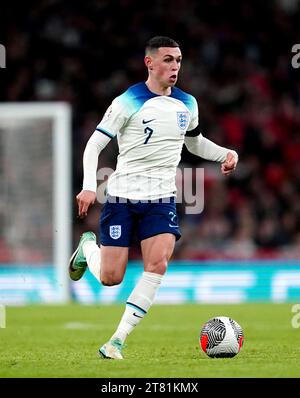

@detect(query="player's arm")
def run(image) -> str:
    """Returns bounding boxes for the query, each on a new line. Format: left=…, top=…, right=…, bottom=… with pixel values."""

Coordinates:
left=184, top=127, right=239, bottom=176
left=76, top=131, right=112, bottom=218
left=77, top=99, right=127, bottom=218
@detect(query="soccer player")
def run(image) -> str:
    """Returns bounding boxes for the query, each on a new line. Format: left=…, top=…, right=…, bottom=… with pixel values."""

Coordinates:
left=69, top=36, right=238, bottom=359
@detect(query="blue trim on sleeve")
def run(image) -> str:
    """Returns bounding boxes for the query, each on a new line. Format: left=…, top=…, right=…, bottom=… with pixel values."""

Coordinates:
left=96, top=127, right=114, bottom=138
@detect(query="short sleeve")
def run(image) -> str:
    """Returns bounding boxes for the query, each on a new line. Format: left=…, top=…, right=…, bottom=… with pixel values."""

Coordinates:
left=187, top=96, right=199, bottom=131
left=96, top=97, right=129, bottom=138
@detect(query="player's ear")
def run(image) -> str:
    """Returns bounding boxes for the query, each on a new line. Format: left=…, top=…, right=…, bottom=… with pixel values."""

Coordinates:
left=144, top=55, right=153, bottom=70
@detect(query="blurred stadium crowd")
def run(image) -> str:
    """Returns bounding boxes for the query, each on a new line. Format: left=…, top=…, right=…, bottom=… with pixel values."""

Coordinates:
left=1, top=0, right=300, bottom=260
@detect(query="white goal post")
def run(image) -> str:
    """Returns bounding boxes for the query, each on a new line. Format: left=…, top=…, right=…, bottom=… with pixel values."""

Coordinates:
left=0, top=103, right=72, bottom=303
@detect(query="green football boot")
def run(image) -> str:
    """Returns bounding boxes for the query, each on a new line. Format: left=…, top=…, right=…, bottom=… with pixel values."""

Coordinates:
left=98, top=338, right=125, bottom=360
left=69, top=231, right=96, bottom=281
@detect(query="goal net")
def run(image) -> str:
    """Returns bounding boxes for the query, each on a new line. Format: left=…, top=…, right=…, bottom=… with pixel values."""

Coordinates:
left=0, top=103, right=71, bottom=304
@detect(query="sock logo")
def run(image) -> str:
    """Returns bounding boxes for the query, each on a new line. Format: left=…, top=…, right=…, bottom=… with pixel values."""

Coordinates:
left=133, top=312, right=143, bottom=318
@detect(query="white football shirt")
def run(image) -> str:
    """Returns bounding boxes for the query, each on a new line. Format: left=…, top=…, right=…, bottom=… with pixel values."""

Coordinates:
left=96, top=82, right=198, bottom=200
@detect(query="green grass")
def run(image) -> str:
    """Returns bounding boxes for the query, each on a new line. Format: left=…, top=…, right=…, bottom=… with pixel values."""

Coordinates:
left=0, top=303, right=299, bottom=378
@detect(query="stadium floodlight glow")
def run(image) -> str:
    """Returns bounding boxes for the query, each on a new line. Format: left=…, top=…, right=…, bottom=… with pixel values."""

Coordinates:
left=0, top=103, right=72, bottom=303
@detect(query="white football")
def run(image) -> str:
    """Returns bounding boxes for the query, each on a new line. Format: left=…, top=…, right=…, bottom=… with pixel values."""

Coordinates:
left=200, top=316, right=244, bottom=358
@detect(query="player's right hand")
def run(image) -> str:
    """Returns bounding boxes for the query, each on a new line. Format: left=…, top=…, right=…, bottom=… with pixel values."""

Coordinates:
left=76, top=190, right=96, bottom=218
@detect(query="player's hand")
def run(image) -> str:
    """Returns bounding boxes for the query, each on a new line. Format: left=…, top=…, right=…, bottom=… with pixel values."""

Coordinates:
left=76, top=190, right=96, bottom=218
left=221, top=151, right=238, bottom=176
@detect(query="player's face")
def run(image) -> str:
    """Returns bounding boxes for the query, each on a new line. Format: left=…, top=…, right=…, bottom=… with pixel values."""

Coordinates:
left=147, top=47, right=182, bottom=87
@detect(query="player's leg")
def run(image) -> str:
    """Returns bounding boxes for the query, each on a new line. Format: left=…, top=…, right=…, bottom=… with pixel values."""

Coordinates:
left=100, top=233, right=176, bottom=360
left=99, top=198, right=180, bottom=360
left=100, top=245, right=128, bottom=285
left=69, top=234, right=128, bottom=284
left=107, top=233, right=175, bottom=347
left=69, top=197, right=132, bottom=284
left=141, top=232, right=176, bottom=274
left=102, top=200, right=180, bottom=359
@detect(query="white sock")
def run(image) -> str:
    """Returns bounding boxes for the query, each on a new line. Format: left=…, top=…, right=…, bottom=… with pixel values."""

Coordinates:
left=82, top=241, right=101, bottom=283
left=111, top=271, right=163, bottom=343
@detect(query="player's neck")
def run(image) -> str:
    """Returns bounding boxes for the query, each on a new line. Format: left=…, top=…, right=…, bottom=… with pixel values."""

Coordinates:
left=145, top=79, right=172, bottom=96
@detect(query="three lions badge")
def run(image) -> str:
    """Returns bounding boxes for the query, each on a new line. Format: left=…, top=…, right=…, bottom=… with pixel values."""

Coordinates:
left=177, top=111, right=189, bottom=130
left=110, top=225, right=122, bottom=239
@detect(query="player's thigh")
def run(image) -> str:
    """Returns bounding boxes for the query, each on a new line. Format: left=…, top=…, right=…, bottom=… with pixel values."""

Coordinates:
left=100, top=245, right=129, bottom=285
left=137, top=198, right=181, bottom=245
left=100, top=197, right=134, bottom=247
left=141, top=233, right=176, bottom=275
left=99, top=198, right=133, bottom=285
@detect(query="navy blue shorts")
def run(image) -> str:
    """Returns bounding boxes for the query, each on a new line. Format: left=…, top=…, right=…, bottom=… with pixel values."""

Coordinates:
left=100, top=196, right=181, bottom=247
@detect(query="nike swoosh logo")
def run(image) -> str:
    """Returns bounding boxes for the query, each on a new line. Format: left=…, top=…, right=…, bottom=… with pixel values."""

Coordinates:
left=169, top=224, right=179, bottom=228
left=142, top=118, right=156, bottom=124
left=133, top=312, right=143, bottom=318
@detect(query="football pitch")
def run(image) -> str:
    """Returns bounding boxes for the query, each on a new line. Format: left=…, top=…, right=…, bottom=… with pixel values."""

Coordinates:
left=0, top=303, right=299, bottom=378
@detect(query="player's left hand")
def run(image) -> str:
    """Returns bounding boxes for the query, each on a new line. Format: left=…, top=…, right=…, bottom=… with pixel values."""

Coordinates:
left=221, top=151, right=238, bottom=176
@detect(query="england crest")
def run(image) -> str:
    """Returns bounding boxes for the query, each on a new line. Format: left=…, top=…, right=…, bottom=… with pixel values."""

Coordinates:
left=109, top=225, right=121, bottom=239
left=177, top=112, right=189, bottom=130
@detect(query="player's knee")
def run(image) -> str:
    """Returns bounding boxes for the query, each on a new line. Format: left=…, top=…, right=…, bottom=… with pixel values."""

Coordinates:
left=146, top=257, right=168, bottom=275
left=100, top=272, right=123, bottom=286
